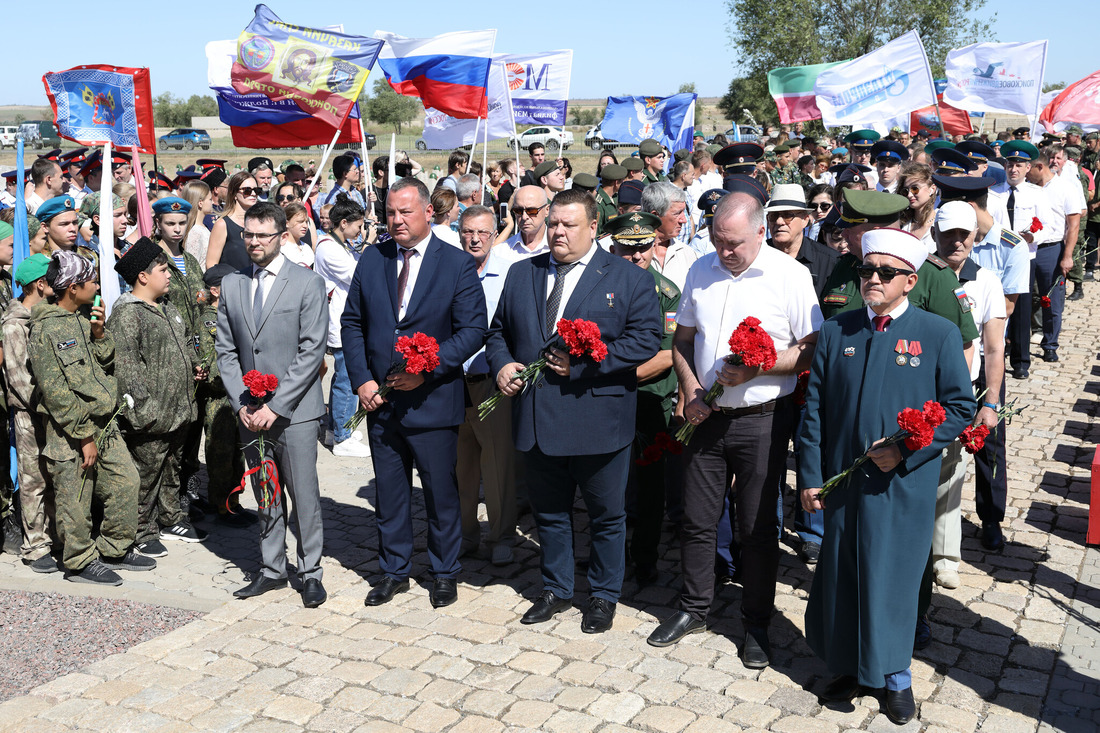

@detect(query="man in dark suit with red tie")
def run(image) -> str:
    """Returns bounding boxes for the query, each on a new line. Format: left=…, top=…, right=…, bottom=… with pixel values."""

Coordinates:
left=341, top=178, right=487, bottom=610
left=486, top=188, right=662, bottom=633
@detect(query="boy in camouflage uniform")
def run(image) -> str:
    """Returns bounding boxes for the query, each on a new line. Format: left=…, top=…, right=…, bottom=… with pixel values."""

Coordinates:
left=29, top=250, right=152, bottom=586
left=0, top=222, right=14, bottom=554
left=3, top=254, right=58, bottom=572
left=108, top=238, right=206, bottom=559
left=197, top=264, right=252, bottom=526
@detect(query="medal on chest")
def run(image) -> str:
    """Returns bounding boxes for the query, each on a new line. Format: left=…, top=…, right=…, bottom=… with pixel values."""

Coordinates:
left=895, top=339, right=921, bottom=367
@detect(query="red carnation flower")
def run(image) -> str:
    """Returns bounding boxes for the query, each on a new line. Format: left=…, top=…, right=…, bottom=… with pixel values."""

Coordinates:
left=396, top=332, right=441, bottom=375
left=1040, top=296, right=1052, bottom=309
left=1029, top=217, right=1043, bottom=234
left=921, top=400, right=946, bottom=428
left=635, top=444, right=663, bottom=466
left=558, top=318, right=608, bottom=362
left=960, top=424, right=990, bottom=454
left=242, top=369, right=279, bottom=400
left=897, top=407, right=935, bottom=451
left=728, top=316, right=778, bottom=371
left=793, top=370, right=810, bottom=406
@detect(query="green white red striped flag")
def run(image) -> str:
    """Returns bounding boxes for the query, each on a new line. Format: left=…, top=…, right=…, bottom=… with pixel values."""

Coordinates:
left=768, top=61, right=844, bottom=123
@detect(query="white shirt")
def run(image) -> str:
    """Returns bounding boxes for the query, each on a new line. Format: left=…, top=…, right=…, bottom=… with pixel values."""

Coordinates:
left=281, top=239, right=315, bottom=268
left=957, top=264, right=1006, bottom=381
left=464, top=251, right=513, bottom=374
left=1035, top=174, right=1079, bottom=246
left=498, top=229, right=549, bottom=262
left=251, top=252, right=286, bottom=308
left=864, top=297, right=910, bottom=331
left=397, top=234, right=432, bottom=320
left=314, top=234, right=361, bottom=348
left=431, top=223, right=461, bottom=249
left=1004, top=181, right=1043, bottom=258
left=875, top=179, right=899, bottom=194
left=987, top=188, right=1010, bottom=231
left=547, top=243, right=598, bottom=327
left=25, top=191, right=43, bottom=216
left=651, top=238, right=699, bottom=292
left=676, top=244, right=822, bottom=408
left=689, top=226, right=712, bottom=258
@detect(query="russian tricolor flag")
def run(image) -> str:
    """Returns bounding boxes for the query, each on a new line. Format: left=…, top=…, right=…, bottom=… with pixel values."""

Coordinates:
left=374, top=29, right=496, bottom=120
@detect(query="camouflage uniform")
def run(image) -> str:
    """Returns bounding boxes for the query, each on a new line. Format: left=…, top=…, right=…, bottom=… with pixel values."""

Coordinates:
left=0, top=273, right=13, bottom=545
left=2, top=298, right=54, bottom=561
left=28, top=302, right=138, bottom=572
left=195, top=302, right=244, bottom=514
left=106, top=294, right=197, bottom=544
left=769, top=162, right=801, bottom=187
left=1068, top=170, right=1090, bottom=286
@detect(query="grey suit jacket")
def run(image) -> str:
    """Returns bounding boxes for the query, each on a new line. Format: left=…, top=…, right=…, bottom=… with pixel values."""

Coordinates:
left=215, top=256, right=328, bottom=424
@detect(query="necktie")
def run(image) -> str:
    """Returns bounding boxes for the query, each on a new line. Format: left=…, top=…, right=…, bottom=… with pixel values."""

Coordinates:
left=252, top=268, right=267, bottom=325
left=396, top=247, right=416, bottom=308
left=1007, top=186, right=1016, bottom=229
left=545, top=261, right=579, bottom=337
left=873, top=314, right=892, bottom=332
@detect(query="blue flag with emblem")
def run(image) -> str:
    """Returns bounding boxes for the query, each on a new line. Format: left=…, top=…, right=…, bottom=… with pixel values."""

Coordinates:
left=600, top=93, right=696, bottom=155
left=42, top=65, right=157, bottom=153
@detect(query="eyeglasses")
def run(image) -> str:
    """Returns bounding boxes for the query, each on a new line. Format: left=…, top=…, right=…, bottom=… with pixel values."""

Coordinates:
left=242, top=231, right=282, bottom=242
left=904, top=185, right=925, bottom=196
left=276, top=194, right=298, bottom=203
left=238, top=187, right=261, bottom=196
left=460, top=229, right=494, bottom=239
left=813, top=202, right=832, bottom=210
left=855, top=264, right=914, bottom=280
left=516, top=205, right=546, bottom=217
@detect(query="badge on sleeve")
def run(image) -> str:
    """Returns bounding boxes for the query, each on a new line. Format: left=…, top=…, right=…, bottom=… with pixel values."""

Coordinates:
left=664, top=312, right=677, bottom=334
left=56, top=338, right=76, bottom=352
left=954, top=287, right=973, bottom=313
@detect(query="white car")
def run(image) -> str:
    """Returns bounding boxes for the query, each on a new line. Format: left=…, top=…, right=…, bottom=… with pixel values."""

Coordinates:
left=0, top=127, right=17, bottom=149
left=510, top=126, right=574, bottom=152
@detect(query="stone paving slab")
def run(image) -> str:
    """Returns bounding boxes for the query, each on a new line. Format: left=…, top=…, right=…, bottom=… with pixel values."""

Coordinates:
left=3, top=295, right=1100, bottom=731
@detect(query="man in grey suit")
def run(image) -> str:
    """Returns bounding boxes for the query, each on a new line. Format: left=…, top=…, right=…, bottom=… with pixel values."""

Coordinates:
left=215, top=201, right=329, bottom=608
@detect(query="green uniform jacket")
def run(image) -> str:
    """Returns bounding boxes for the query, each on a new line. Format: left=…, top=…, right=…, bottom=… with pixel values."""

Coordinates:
left=28, top=303, right=117, bottom=460
left=105, top=294, right=197, bottom=435
left=596, top=188, right=618, bottom=234
left=638, top=268, right=680, bottom=409
left=642, top=170, right=668, bottom=184
left=820, top=253, right=979, bottom=342
left=196, top=302, right=226, bottom=395
left=770, top=163, right=801, bottom=186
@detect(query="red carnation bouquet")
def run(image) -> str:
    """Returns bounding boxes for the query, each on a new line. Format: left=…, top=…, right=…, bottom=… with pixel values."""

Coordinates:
left=478, top=318, right=607, bottom=420
left=346, top=332, right=440, bottom=431
left=793, top=370, right=811, bottom=407
left=635, top=431, right=683, bottom=467
left=959, top=424, right=990, bottom=454
left=817, top=400, right=945, bottom=499
left=232, top=370, right=282, bottom=510
left=674, top=316, right=778, bottom=445
left=1040, top=277, right=1064, bottom=309
left=1029, top=217, right=1043, bottom=234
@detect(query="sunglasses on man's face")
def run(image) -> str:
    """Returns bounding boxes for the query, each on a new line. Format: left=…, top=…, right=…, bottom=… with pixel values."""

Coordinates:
left=856, top=264, right=914, bottom=281
left=517, top=205, right=546, bottom=217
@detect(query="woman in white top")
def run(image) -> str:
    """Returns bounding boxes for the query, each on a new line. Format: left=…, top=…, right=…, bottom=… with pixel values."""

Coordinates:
left=898, top=162, right=938, bottom=252
left=429, top=186, right=461, bottom=247
left=313, top=195, right=370, bottom=457
left=281, top=202, right=315, bottom=268
left=180, top=180, right=212, bottom=271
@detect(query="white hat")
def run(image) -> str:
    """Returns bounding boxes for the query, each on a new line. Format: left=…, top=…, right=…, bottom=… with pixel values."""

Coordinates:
left=934, top=201, right=977, bottom=233
left=764, top=184, right=813, bottom=213
left=862, top=228, right=927, bottom=272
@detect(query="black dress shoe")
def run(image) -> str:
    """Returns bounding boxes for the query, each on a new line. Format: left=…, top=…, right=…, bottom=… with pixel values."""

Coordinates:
left=647, top=611, right=707, bottom=647
left=981, top=521, right=1005, bottom=552
left=302, top=578, right=327, bottom=608
left=581, top=597, right=616, bottom=634
left=800, top=541, right=821, bottom=564
left=740, top=628, right=771, bottom=669
left=233, top=574, right=288, bottom=599
left=365, top=576, right=410, bottom=606
left=1042, top=350, right=1059, bottom=362
left=914, top=613, right=932, bottom=651
left=521, top=591, right=572, bottom=624
left=431, top=578, right=458, bottom=608
left=884, top=687, right=916, bottom=725
left=1010, top=367, right=1029, bottom=380
left=821, top=675, right=861, bottom=702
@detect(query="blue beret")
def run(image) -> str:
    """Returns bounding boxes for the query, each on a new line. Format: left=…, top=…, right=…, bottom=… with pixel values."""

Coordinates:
left=152, top=196, right=191, bottom=215
left=36, top=195, right=76, bottom=223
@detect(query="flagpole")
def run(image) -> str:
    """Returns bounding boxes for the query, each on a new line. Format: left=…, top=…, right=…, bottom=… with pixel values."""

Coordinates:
left=357, top=114, right=370, bottom=200
left=99, top=142, right=121, bottom=317
left=388, top=133, right=397, bottom=190
left=303, top=126, right=342, bottom=204
left=503, top=67, right=521, bottom=190
left=481, top=110, right=490, bottom=205
left=470, top=117, right=482, bottom=180
left=934, top=99, right=948, bottom=139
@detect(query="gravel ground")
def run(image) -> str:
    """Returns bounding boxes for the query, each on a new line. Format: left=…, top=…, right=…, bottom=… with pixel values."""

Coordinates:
left=0, top=589, right=203, bottom=702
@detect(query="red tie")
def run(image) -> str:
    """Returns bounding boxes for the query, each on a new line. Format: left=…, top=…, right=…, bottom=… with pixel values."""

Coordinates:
left=873, top=315, right=892, bottom=332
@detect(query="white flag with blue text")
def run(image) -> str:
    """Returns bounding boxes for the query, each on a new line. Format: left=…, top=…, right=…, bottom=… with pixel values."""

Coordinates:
left=813, top=30, right=936, bottom=128
left=943, top=41, right=1047, bottom=117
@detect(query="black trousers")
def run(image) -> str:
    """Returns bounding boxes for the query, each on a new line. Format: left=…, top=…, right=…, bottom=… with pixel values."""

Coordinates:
left=973, top=359, right=1007, bottom=525
left=678, top=399, right=794, bottom=627
left=630, top=392, right=672, bottom=568
left=1007, top=278, right=1032, bottom=372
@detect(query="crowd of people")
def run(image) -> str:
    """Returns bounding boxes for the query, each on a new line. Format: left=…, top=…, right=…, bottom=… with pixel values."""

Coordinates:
left=0, top=117, right=1093, bottom=725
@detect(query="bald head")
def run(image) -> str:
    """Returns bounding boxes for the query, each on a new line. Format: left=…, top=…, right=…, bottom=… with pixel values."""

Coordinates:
left=514, top=185, right=548, bottom=209
left=514, top=185, right=549, bottom=243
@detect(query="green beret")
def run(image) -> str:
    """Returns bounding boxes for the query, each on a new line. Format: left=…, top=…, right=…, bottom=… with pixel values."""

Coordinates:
left=599, top=164, right=627, bottom=182
left=0, top=220, right=11, bottom=241
left=571, top=173, right=598, bottom=191
left=693, top=131, right=705, bottom=139
left=837, top=189, right=909, bottom=228
left=673, top=149, right=692, bottom=162
left=622, top=157, right=644, bottom=172
left=606, top=211, right=662, bottom=246
left=638, top=139, right=663, bottom=157
left=14, top=253, right=50, bottom=287
left=533, top=160, right=559, bottom=179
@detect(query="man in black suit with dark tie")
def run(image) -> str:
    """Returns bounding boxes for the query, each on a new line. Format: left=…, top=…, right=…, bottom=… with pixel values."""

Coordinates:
left=341, top=178, right=486, bottom=610
left=486, top=188, right=662, bottom=633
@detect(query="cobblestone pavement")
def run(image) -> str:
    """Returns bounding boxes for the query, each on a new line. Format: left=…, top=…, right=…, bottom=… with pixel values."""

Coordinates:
left=1, top=294, right=1100, bottom=732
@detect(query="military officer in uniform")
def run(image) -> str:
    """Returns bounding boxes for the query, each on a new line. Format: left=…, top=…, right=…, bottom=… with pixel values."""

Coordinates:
left=596, top=164, right=626, bottom=233
left=605, top=212, right=681, bottom=586
left=819, top=190, right=980, bottom=365
left=690, top=189, right=727, bottom=257
left=713, top=143, right=762, bottom=179
left=640, top=139, right=669, bottom=184
left=871, top=140, right=910, bottom=194
left=845, top=130, right=881, bottom=188
left=769, top=143, right=800, bottom=187
left=622, top=156, right=645, bottom=182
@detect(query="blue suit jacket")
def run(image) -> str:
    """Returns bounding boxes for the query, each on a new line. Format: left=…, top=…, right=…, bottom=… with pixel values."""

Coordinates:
left=341, top=234, right=487, bottom=429
left=486, top=245, right=662, bottom=456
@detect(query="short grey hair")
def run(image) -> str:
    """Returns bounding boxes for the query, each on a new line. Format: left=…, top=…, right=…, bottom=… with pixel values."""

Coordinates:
left=458, top=204, right=497, bottom=230
left=456, top=174, right=482, bottom=202
left=250, top=163, right=272, bottom=174
left=713, top=192, right=765, bottom=232
left=641, top=181, right=688, bottom=217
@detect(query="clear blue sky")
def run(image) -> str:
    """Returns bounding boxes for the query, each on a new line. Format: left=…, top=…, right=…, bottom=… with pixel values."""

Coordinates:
left=6, top=0, right=1094, bottom=106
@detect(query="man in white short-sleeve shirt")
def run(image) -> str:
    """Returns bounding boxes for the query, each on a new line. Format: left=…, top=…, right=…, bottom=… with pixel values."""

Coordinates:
left=647, top=192, right=822, bottom=665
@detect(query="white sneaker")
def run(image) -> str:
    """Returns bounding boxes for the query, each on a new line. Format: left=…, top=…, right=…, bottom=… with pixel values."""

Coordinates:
left=333, top=437, right=372, bottom=458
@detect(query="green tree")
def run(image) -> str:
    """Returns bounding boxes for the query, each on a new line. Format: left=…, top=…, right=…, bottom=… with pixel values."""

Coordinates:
left=718, top=76, right=773, bottom=127
left=724, top=0, right=996, bottom=125
left=678, top=82, right=697, bottom=94
left=13, top=113, right=25, bottom=125
left=364, top=78, right=420, bottom=133
left=1043, top=82, right=1066, bottom=93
